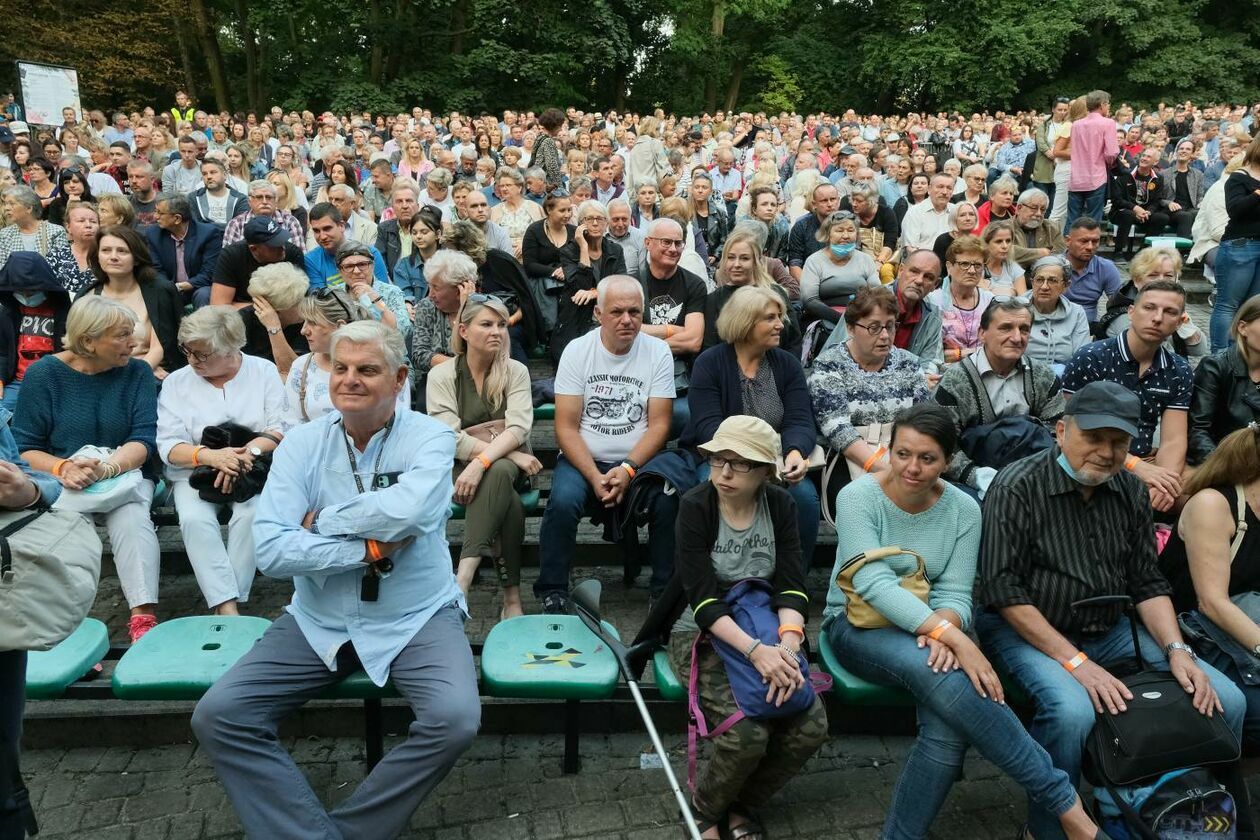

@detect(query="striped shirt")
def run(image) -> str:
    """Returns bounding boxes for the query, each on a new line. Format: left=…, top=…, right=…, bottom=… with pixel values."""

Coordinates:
left=978, top=448, right=1170, bottom=637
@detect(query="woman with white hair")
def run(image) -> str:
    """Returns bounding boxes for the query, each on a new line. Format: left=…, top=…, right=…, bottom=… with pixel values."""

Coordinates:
left=0, top=185, right=69, bottom=269
left=490, top=166, right=543, bottom=258
left=420, top=166, right=455, bottom=217
left=156, top=306, right=286, bottom=615
left=427, top=296, right=540, bottom=618
left=14, top=295, right=161, bottom=641
left=552, top=200, right=626, bottom=361
left=411, top=250, right=477, bottom=407
left=241, top=262, right=310, bottom=376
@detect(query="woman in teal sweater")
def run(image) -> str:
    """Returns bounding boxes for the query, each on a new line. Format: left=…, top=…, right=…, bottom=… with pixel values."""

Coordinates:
left=825, top=404, right=1106, bottom=840
left=13, top=295, right=162, bottom=642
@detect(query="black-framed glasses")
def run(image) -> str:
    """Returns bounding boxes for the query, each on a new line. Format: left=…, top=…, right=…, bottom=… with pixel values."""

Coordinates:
left=709, top=456, right=756, bottom=474
left=851, top=320, right=898, bottom=336
left=309, top=287, right=355, bottom=322
left=952, top=260, right=984, bottom=273
left=178, top=344, right=213, bottom=363
left=338, top=260, right=373, bottom=273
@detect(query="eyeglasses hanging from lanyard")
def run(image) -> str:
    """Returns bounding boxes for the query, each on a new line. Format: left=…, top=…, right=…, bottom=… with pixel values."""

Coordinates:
left=340, top=416, right=397, bottom=601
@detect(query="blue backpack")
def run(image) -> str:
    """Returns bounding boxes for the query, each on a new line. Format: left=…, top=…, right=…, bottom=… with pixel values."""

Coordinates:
left=686, top=578, right=831, bottom=788
left=1094, top=767, right=1236, bottom=840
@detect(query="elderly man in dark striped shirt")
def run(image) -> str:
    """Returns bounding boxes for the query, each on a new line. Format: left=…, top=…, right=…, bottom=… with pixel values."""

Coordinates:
left=973, top=381, right=1248, bottom=840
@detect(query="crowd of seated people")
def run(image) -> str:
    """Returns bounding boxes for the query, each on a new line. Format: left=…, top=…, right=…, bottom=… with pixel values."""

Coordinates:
left=4, top=95, right=1260, bottom=839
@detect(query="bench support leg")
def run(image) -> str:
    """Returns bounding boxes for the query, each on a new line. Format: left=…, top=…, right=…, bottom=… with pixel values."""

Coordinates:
left=364, top=698, right=384, bottom=770
left=563, top=699, right=580, bottom=775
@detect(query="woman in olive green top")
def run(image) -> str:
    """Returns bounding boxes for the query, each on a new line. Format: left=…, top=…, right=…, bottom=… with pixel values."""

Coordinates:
left=426, top=296, right=541, bottom=618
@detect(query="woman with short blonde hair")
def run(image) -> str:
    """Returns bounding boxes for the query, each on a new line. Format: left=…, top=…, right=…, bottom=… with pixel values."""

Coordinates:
left=15, top=294, right=162, bottom=641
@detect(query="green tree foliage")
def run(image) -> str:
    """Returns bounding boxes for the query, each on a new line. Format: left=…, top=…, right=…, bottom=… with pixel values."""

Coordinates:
left=1, top=0, right=1258, bottom=116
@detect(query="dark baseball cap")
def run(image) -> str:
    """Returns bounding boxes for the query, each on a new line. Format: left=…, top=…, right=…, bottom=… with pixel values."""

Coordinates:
left=0, top=126, right=12, bottom=144
left=839, top=144, right=858, bottom=156
left=1064, top=381, right=1140, bottom=438
left=243, top=216, right=289, bottom=248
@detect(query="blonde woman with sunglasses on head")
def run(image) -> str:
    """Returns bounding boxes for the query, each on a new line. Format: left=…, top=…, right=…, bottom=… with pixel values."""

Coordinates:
left=426, top=294, right=540, bottom=618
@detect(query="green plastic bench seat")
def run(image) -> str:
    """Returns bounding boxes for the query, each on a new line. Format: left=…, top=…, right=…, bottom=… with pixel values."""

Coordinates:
left=652, top=649, right=685, bottom=702
left=112, top=616, right=271, bottom=700
left=1143, top=234, right=1192, bottom=250
left=25, top=618, right=110, bottom=699
left=533, top=403, right=555, bottom=421
left=449, top=488, right=541, bottom=520
left=817, top=627, right=915, bottom=707
left=481, top=615, right=620, bottom=700
left=321, top=670, right=398, bottom=700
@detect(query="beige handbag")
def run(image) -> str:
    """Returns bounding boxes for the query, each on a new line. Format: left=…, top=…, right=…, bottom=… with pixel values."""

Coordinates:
left=844, top=422, right=894, bottom=481
left=834, top=546, right=930, bottom=629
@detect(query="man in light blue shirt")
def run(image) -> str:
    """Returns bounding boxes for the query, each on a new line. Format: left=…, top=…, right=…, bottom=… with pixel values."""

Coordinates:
left=191, top=321, right=478, bottom=839
left=988, top=125, right=1035, bottom=184
left=305, top=203, right=389, bottom=289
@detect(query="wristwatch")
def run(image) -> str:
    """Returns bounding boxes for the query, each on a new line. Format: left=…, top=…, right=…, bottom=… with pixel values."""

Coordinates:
left=1164, top=642, right=1198, bottom=660
left=266, top=327, right=281, bottom=335
left=248, top=446, right=263, bottom=457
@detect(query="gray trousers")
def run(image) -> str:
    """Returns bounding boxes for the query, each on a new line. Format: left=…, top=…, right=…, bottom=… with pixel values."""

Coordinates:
left=191, top=606, right=480, bottom=840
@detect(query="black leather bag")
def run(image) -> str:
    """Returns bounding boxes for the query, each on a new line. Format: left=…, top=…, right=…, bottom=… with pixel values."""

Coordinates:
left=188, top=422, right=272, bottom=504
left=1080, top=596, right=1241, bottom=787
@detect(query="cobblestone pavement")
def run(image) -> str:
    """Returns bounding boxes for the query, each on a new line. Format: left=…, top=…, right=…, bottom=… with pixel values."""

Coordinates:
left=20, top=732, right=1044, bottom=840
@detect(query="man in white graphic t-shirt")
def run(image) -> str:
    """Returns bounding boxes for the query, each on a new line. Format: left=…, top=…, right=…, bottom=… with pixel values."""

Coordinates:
left=535, top=274, right=676, bottom=613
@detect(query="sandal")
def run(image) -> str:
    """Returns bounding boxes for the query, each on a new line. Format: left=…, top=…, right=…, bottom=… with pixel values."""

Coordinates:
left=727, top=802, right=765, bottom=840
left=687, top=812, right=727, bottom=840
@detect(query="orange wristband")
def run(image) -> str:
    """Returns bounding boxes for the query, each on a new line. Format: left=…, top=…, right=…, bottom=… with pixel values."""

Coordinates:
left=928, top=620, right=952, bottom=641
left=863, top=446, right=886, bottom=473
left=1124, top=455, right=1139, bottom=471
left=477, top=453, right=492, bottom=470
left=778, top=624, right=804, bottom=638
left=191, top=446, right=205, bottom=467
left=51, top=459, right=68, bottom=477
left=366, top=539, right=383, bottom=562
left=620, top=462, right=636, bottom=479
left=1063, top=651, right=1088, bottom=672
left=665, top=324, right=674, bottom=339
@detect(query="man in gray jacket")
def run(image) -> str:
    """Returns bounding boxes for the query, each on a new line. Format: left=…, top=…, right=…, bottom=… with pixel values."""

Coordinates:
left=817, top=248, right=944, bottom=379
left=932, top=297, right=1065, bottom=497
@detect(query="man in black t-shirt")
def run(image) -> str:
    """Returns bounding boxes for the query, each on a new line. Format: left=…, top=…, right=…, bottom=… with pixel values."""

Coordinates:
left=210, top=217, right=306, bottom=307
left=638, top=218, right=707, bottom=431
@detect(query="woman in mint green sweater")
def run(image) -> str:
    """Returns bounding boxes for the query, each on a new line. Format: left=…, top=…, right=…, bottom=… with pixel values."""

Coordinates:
left=825, top=404, right=1106, bottom=840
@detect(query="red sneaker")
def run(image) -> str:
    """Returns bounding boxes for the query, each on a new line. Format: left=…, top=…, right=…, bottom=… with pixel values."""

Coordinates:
left=128, top=614, right=158, bottom=643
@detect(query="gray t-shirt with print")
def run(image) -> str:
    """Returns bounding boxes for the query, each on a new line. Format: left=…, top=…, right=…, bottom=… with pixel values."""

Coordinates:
left=673, top=493, right=776, bottom=634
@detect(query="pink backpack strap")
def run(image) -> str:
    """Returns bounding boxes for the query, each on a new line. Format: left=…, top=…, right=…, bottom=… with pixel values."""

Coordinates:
left=686, top=632, right=745, bottom=792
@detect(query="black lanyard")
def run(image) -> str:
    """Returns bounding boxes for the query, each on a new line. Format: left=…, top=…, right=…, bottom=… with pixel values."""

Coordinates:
left=340, top=415, right=396, bottom=600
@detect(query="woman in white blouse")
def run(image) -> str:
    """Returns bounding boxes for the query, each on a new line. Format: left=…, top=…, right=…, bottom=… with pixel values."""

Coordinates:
left=156, top=306, right=286, bottom=615
left=284, top=288, right=409, bottom=429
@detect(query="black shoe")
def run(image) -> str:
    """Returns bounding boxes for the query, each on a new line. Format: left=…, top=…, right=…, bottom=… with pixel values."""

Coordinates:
left=540, top=592, right=569, bottom=615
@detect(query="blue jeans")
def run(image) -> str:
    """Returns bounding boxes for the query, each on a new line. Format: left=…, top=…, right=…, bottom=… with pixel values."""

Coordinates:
left=1066, top=184, right=1107, bottom=226
left=1188, top=614, right=1260, bottom=753
left=696, top=462, right=819, bottom=573
left=534, top=455, right=677, bottom=598
left=975, top=610, right=1246, bottom=840
left=829, top=616, right=1078, bottom=840
left=0, top=650, right=27, bottom=840
left=1210, top=238, right=1260, bottom=352
left=0, top=381, right=20, bottom=413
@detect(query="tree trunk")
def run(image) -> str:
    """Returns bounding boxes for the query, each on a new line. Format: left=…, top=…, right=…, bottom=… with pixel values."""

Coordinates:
left=187, top=0, right=231, bottom=112
left=450, top=0, right=470, bottom=56
left=368, top=0, right=384, bottom=83
left=172, top=15, right=199, bottom=102
left=384, top=0, right=407, bottom=79
left=704, top=0, right=726, bottom=113
left=233, top=0, right=262, bottom=112
left=723, top=62, right=743, bottom=113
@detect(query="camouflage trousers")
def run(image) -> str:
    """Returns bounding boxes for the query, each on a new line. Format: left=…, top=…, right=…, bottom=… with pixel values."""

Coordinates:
left=668, top=632, right=829, bottom=820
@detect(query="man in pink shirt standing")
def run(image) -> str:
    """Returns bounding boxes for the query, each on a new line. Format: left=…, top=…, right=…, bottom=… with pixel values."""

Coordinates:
left=1067, top=90, right=1119, bottom=225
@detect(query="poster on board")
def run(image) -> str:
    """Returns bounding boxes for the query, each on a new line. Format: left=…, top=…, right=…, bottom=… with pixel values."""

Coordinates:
left=16, top=61, right=81, bottom=127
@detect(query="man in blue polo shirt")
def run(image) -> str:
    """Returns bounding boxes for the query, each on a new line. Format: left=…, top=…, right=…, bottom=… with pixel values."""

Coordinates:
left=305, top=203, right=389, bottom=289
left=1060, top=217, right=1122, bottom=323
left=1061, top=280, right=1192, bottom=513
